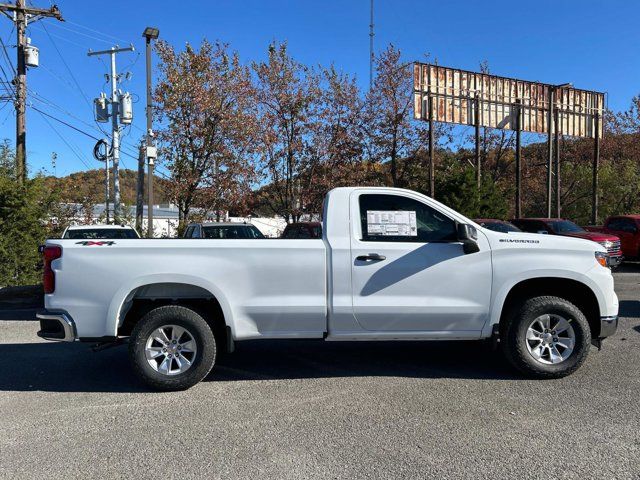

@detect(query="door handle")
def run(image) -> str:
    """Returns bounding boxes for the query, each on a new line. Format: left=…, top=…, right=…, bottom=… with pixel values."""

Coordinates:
left=356, top=253, right=386, bottom=262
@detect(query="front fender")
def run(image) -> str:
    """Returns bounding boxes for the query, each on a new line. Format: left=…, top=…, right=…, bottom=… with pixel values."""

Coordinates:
left=484, top=267, right=612, bottom=337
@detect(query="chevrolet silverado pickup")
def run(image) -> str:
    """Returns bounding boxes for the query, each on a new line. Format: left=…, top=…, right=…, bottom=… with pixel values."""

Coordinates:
left=37, top=187, right=619, bottom=390
left=585, top=215, right=640, bottom=259
left=510, top=218, right=624, bottom=267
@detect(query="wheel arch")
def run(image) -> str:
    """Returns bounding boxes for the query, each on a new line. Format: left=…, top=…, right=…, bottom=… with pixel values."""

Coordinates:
left=106, top=274, right=234, bottom=340
left=494, top=276, right=602, bottom=338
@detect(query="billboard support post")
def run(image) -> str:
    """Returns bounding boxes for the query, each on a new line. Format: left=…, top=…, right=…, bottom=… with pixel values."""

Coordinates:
left=515, top=98, right=522, bottom=219
left=428, top=95, right=435, bottom=198
left=475, top=94, right=481, bottom=188
left=554, top=105, right=561, bottom=218
left=592, top=113, right=600, bottom=224
left=546, top=87, right=554, bottom=218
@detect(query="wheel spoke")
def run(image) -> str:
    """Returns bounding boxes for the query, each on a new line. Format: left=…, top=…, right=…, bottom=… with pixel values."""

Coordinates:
left=530, top=345, right=543, bottom=359
left=553, top=317, right=571, bottom=334
left=178, top=352, right=191, bottom=368
left=153, top=327, right=170, bottom=345
left=145, top=347, right=164, bottom=361
left=180, top=339, right=195, bottom=353
left=556, top=337, right=575, bottom=349
left=537, top=315, right=551, bottom=330
left=158, top=356, right=172, bottom=374
left=171, top=325, right=185, bottom=342
left=549, top=345, right=563, bottom=363
left=526, top=328, right=541, bottom=341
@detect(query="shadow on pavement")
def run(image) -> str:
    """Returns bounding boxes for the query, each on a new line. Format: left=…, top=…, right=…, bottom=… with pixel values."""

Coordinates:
left=0, top=339, right=517, bottom=393
left=616, top=261, right=640, bottom=274
left=619, top=300, right=640, bottom=319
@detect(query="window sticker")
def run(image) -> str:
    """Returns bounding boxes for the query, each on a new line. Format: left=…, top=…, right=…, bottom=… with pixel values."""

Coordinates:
left=366, top=210, right=417, bottom=236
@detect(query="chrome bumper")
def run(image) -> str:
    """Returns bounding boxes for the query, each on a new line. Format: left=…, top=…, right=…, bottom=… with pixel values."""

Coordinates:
left=599, top=315, right=618, bottom=338
left=36, top=310, right=76, bottom=342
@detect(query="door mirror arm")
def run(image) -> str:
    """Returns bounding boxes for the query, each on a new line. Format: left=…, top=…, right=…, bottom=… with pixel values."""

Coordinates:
left=456, top=223, right=480, bottom=254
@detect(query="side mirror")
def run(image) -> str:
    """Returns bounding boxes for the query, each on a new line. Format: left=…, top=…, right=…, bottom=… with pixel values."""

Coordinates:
left=457, top=223, right=480, bottom=254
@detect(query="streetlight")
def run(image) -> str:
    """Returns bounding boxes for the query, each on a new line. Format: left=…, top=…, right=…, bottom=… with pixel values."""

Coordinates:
left=142, top=26, right=159, bottom=238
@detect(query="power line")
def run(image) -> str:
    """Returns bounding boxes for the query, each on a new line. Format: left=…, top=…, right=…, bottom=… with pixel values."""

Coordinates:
left=34, top=107, right=93, bottom=170
left=65, top=19, right=130, bottom=45
left=40, top=22, right=92, bottom=109
left=29, top=104, right=100, bottom=140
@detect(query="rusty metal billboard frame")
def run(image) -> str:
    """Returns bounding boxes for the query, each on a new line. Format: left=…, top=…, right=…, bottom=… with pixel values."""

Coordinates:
left=412, top=62, right=606, bottom=221
left=413, top=63, right=604, bottom=138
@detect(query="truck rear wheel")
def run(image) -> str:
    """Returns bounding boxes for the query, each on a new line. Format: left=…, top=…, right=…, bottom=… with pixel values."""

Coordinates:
left=502, top=296, right=590, bottom=379
left=128, top=305, right=217, bottom=391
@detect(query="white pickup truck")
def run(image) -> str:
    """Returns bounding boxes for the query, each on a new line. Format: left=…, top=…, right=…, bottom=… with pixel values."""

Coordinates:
left=38, top=187, right=618, bottom=390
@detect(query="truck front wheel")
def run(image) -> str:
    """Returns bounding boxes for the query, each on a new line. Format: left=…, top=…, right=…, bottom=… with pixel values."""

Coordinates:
left=502, top=296, right=591, bottom=379
left=128, top=305, right=217, bottom=391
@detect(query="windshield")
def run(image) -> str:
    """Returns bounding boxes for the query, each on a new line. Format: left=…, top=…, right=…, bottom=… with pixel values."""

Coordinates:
left=64, top=228, right=139, bottom=239
left=202, top=225, right=265, bottom=239
left=547, top=220, right=585, bottom=234
left=480, top=221, right=522, bottom=233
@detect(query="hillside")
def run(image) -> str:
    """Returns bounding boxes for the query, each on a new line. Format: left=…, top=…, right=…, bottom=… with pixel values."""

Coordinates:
left=43, top=169, right=172, bottom=205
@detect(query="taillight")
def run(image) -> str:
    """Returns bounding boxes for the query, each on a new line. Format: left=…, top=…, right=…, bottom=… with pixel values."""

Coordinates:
left=42, top=245, right=62, bottom=294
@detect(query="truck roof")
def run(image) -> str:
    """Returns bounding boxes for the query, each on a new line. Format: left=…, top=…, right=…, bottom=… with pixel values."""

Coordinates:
left=65, top=224, right=134, bottom=230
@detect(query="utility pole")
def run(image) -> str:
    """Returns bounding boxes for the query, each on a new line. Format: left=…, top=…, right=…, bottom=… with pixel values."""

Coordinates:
left=369, top=0, right=374, bottom=89
left=88, top=44, right=134, bottom=222
left=0, top=0, right=63, bottom=184
left=135, top=141, right=144, bottom=231
left=143, top=27, right=159, bottom=238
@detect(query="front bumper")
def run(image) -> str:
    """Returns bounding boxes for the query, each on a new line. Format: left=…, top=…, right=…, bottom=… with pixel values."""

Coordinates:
left=608, top=255, right=624, bottom=268
left=599, top=315, right=618, bottom=338
left=36, top=310, right=76, bottom=342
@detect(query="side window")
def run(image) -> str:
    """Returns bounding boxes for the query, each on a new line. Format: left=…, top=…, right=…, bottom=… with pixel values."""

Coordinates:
left=358, top=194, right=456, bottom=243
left=297, top=227, right=311, bottom=239
left=621, top=219, right=638, bottom=233
left=185, top=226, right=195, bottom=238
left=606, top=218, right=622, bottom=231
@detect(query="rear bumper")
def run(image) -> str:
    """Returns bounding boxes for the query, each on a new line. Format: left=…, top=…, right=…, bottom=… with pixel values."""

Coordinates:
left=599, top=315, right=618, bottom=338
left=36, top=310, right=76, bottom=342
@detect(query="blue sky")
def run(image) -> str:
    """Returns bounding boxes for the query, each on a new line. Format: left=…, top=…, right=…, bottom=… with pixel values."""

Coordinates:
left=0, top=0, right=637, bottom=177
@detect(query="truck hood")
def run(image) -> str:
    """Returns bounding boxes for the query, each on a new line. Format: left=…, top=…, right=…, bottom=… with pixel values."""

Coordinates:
left=481, top=230, right=607, bottom=253
left=560, top=231, right=619, bottom=242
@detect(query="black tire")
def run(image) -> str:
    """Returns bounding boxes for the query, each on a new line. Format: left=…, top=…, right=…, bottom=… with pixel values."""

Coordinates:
left=129, top=305, right=216, bottom=391
left=502, top=296, right=591, bottom=379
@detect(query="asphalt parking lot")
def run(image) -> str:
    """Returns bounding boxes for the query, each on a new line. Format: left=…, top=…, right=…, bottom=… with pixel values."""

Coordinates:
left=1, top=268, right=639, bottom=479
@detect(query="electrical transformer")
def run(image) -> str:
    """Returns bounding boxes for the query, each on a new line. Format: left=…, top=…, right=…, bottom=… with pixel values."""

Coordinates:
left=119, top=92, right=133, bottom=124
left=24, top=42, right=39, bottom=68
left=94, top=93, right=109, bottom=123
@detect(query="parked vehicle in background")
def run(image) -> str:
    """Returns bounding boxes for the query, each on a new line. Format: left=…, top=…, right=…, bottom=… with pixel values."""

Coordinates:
left=281, top=222, right=322, bottom=239
left=473, top=219, right=522, bottom=233
left=38, top=187, right=618, bottom=390
left=510, top=218, right=623, bottom=267
left=62, top=224, right=140, bottom=239
left=184, top=222, right=265, bottom=239
left=584, top=215, right=640, bottom=259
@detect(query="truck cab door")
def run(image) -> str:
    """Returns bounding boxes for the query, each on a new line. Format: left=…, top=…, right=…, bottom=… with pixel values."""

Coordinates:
left=349, top=191, right=492, bottom=334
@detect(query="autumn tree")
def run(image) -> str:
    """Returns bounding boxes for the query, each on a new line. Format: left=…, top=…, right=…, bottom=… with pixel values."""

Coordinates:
left=364, top=45, right=451, bottom=192
left=251, top=42, right=321, bottom=222
left=301, top=66, right=371, bottom=213
left=154, top=40, right=256, bottom=232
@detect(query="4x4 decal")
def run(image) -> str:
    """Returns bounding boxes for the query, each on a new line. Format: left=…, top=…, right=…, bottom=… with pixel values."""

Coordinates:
left=75, top=241, right=115, bottom=246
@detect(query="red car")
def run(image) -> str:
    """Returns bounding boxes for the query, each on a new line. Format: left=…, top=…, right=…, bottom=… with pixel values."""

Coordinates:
left=281, top=222, right=322, bottom=239
left=510, top=218, right=623, bottom=267
left=584, top=215, right=640, bottom=259
left=474, top=219, right=522, bottom=233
